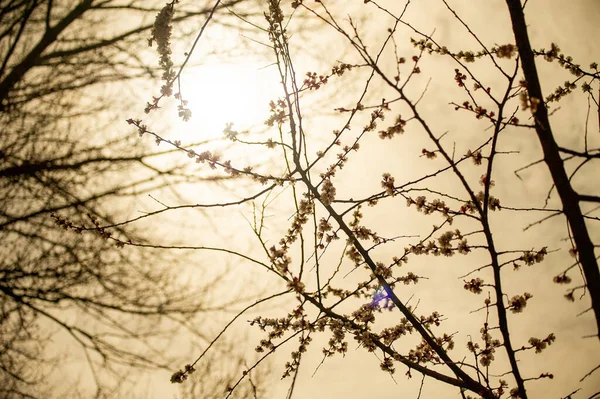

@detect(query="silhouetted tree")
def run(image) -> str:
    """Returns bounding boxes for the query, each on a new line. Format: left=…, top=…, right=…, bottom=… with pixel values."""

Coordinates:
left=116, top=1, right=599, bottom=398
left=505, top=0, right=600, bottom=337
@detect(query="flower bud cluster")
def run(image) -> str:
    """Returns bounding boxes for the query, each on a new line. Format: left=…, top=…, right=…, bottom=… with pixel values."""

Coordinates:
left=378, top=115, right=406, bottom=139
left=507, top=292, right=533, bottom=313
left=526, top=333, right=555, bottom=354
left=170, top=364, right=195, bottom=384
left=520, top=247, right=547, bottom=265
left=407, top=229, right=469, bottom=257
left=149, top=2, right=177, bottom=96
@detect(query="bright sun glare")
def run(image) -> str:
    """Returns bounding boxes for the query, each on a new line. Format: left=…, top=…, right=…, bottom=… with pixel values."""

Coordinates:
left=169, top=62, right=282, bottom=141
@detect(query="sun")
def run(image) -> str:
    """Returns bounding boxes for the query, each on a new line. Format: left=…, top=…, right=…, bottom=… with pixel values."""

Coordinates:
left=168, top=61, right=282, bottom=141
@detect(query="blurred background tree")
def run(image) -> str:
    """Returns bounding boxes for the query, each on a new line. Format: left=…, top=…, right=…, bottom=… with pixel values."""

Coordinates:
left=0, top=1, right=269, bottom=398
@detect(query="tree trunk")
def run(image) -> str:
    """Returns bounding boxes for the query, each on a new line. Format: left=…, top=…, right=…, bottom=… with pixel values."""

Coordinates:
left=505, top=0, right=600, bottom=339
